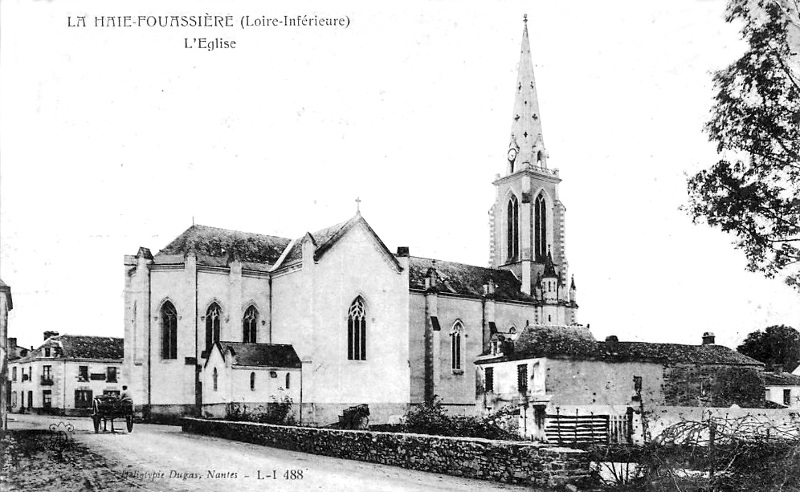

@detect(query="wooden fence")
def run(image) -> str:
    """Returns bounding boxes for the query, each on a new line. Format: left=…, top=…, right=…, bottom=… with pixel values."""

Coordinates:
left=545, top=409, right=631, bottom=445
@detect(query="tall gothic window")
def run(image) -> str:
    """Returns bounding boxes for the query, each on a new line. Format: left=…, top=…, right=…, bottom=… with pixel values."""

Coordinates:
left=451, top=321, right=463, bottom=371
left=243, top=306, right=258, bottom=343
left=213, top=367, right=218, bottom=392
left=347, top=297, right=366, bottom=360
left=205, top=303, right=221, bottom=353
left=161, top=301, right=178, bottom=359
left=507, top=195, right=520, bottom=262
left=534, top=192, right=547, bottom=261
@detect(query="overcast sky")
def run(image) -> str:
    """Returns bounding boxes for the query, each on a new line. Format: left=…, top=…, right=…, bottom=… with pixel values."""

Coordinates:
left=1, top=0, right=797, bottom=351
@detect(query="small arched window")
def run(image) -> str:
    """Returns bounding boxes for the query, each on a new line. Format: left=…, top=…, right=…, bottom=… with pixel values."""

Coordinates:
left=285, top=373, right=291, bottom=389
left=243, top=306, right=258, bottom=343
left=347, top=297, right=366, bottom=360
left=213, top=367, right=218, bottom=392
left=507, top=195, right=520, bottom=262
left=161, top=301, right=178, bottom=360
left=536, top=150, right=543, bottom=167
left=451, top=321, right=463, bottom=371
left=205, top=303, right=221, bottom=353
left=250, top=372, right=255, bottom=391
left=534, top=193, right=547, bottom=261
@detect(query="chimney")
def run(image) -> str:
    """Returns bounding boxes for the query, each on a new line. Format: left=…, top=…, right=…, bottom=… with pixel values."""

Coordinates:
left=396, top=246, right=409, bottom=257
left=44, top=331, right=59, bottom=340
left=8, top=337, right=16, bottom=349
left=605, top=335, right=619, bottom=353
left=702, top=332, right=715, bottom=345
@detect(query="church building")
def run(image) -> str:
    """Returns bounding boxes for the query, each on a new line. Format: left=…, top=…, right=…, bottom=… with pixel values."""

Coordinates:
left=123, top=17, right=580, bottom=425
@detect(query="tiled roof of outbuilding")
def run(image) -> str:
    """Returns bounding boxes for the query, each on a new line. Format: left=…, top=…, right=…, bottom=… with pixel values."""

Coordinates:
left=18, top=335, right=124, bottom=363
left=408, top=257, right=536, bottom=302
left=479, top=325, right=763, bottom=366
left=219, top=342, right=302, bottom=368
left=764, top=371, right=800, bottom=386
left=158, top=225, right=291, bottom=265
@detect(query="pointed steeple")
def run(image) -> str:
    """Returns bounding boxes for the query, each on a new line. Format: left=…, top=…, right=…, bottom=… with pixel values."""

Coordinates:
left=508, top=14, right=546, bottom=173
left=543, top=249, right=557, bottom=278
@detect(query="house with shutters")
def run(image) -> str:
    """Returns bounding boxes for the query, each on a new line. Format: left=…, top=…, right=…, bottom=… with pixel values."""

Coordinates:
left=475, top=327, right=765, bottom=442
left=123, top=17, right=585, bottom=425
left=8, top=332, right=124, bottom=415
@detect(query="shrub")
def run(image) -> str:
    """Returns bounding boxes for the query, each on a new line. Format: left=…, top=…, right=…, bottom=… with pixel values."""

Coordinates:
left=225, top=393, right=295, bottom=425
left=402, top=397, right=521, bottom=441
left=588, top=414, right=800, bottom=491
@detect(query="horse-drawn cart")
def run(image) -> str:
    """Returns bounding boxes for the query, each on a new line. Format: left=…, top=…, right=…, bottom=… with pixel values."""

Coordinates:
left=91, top=395, right=134, bottom=433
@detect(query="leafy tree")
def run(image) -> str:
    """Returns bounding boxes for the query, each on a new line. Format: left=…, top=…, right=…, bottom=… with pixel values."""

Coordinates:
left=687, top=0, right=800, bottom=287
left=737, top=324, right=800, bottom=371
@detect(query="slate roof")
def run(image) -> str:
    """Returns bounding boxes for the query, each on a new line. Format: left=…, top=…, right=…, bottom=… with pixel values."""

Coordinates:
left=218, top=342, right=301, bottom=368
left=479, top=325, right=764, bottom=366
left=764, top=371, right=800, bottom=386
left=17, top=335, right=124, bottom=363
left=281, top=214, right=400, bottom=270
left=408, top=257, right=536, bottom=302
left=158, top=225, right=292, bottom=266
left=284, top=219, right=350, bottom=263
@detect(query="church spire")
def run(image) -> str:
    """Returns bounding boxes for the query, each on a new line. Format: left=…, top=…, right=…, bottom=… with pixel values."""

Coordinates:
left=508, top=14, right=546, bottom=173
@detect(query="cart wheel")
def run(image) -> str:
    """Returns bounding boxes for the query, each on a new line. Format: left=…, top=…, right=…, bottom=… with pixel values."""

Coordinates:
left=126, top=416, right=134, bottom=433
left=92, top=416, right=101, bottom=433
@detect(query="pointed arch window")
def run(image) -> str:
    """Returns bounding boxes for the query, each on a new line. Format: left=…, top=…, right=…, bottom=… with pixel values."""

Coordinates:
left=205, top=303, right=221, bottom=353
left=507, top=195, right=520, bottom=262
left=161, top=301, right=178, bottom=360
left=243, top=306, right=258, bottom=343
left=347, top=297, right=366, bottom=360
left=451, top=321, right=464, bottom=372
left=534, top=193, right=547, bottom=261
left=212, top=367, right=218, bottom=392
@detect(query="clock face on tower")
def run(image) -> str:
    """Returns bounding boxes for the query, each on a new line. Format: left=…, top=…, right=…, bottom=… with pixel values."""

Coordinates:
left=508, top=148, right=518, bottom=162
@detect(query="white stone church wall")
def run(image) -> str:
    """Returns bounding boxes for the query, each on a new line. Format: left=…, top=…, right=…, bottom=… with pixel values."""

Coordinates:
left=272, top=223, right=410, bottom=424
left=148, top=267, right=197, bottom=410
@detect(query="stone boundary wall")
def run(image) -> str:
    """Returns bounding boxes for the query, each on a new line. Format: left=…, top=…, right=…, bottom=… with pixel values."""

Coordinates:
left=182, top=418, right=590, bottom=487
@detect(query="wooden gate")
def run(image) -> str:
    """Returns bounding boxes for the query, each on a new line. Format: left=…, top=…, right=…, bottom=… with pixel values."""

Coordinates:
left=545, top=410, right=631, bottom=445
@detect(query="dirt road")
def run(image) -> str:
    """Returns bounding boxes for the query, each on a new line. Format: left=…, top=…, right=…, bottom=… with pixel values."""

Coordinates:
left=2, top=414, right=539, bottom=491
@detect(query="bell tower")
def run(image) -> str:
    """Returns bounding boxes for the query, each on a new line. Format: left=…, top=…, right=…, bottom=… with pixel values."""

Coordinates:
left=489, top=15, right=569, bottom=295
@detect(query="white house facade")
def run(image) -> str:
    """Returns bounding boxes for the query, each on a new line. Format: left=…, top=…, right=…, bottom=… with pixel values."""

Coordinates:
left=9, top=333, right=124, bottom=416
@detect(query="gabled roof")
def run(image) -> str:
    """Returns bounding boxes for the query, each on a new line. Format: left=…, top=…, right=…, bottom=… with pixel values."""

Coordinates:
left=283, top=219, right=350, bottom=263
left=764, top=371, right=800, bottom=386
left=408, top=257, right=536, bottom=302
left=214, top=342, right=301, bottom=368
left=158, top=224, right=292, bottom=265
left=479, top=325, right=764, bottom=366
left=280, top=214, right=401, bottom=271
left=17, top=335, right=124, bottom=363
